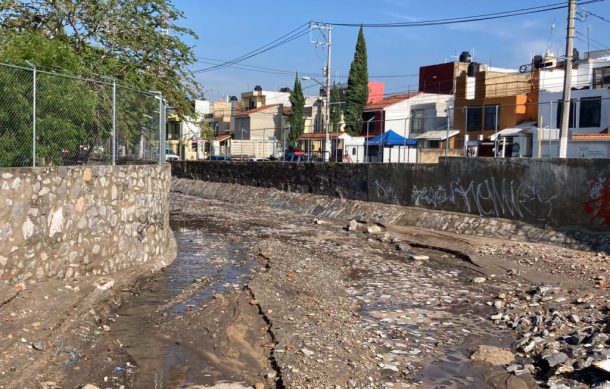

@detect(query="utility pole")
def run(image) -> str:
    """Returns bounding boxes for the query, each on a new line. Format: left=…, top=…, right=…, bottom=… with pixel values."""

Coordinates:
left=559, top=0, right=576, bottom=158
left=310, top=22, right=332, bottom=162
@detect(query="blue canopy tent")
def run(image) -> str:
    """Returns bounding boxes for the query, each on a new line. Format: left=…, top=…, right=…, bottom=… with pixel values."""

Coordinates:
left=366, top=130, right=417, bottom=162
left=366, top=130, right=417, bottom=147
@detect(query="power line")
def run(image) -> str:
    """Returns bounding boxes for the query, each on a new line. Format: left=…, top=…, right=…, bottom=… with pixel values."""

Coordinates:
left=193, top=24, right=310, bottom=74
left=316, top=1, right=604, bottom=28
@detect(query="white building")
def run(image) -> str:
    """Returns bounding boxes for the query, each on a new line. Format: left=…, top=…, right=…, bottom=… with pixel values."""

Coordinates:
left=537, top=51, right=610, bottom=158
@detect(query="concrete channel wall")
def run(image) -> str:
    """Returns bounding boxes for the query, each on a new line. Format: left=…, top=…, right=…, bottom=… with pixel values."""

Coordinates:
left=0, top=165, right=172, bottom=284
left=171, top=158, right=610, bottom=233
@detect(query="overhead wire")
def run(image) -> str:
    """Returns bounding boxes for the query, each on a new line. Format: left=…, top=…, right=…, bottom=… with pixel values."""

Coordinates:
left=316, top=1, right=603, bottom=28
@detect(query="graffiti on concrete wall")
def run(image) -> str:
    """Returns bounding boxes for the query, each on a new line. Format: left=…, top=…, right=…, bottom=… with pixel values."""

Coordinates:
left=583, top=175, right=610, bottom=227
left=411, top=178, right=557, bottom=221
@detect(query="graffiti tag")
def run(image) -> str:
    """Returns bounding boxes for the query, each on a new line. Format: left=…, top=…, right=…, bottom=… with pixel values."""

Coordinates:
left=583, top=176, right=610, bottom=227
left=412, top=178, right=557, bottom=221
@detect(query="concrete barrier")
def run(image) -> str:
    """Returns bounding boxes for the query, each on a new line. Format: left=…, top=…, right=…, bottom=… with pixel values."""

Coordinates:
left=0, top=165, right=173, bottom=284
left=171, top=158, right=610, bottom=233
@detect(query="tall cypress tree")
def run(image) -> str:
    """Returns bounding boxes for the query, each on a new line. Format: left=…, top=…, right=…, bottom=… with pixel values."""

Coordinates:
left=329, top=82, right=342, bottom=132
left=288, top=73, right=305, bottom=147
left=344, top=26, right=369, bottom=136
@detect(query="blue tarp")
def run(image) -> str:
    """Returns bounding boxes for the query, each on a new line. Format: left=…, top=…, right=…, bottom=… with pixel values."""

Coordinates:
left=366, top=130, right=417, bottom=146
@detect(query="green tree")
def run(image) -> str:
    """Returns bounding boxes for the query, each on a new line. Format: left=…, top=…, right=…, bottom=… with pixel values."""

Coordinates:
left=0, top=0, right=201, bottom=117
left=288, top=73, right=305, bottom=147
left=329, top=82, right=342, bottom=132
left=344, top=26, right=369, bottom=136
left=0, top=32, right=103, bottom=166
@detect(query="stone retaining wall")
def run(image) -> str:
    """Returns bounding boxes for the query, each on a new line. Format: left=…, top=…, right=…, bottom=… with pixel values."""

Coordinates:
left=0, top=165, right=172, bottom=284
left=171, top=158, right=610, bottom=233
left=172, top=179, right=610, bottom=252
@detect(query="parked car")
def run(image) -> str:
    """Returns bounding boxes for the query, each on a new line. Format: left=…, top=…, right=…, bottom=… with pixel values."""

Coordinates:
left=247, top=157, right=270, bottom=162
left=206, top=155, right=233, bottom=161
left=165, top=149, right=179, bottom=161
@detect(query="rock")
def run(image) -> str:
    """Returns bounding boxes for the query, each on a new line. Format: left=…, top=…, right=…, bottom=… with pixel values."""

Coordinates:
left=473, top=277, right=486, bottom=284
left=543, top=352, right=568, bottom=368
left=254, top=384, right=265, bottom=389
left=40, top=382, right=59, bottom=389
left=591, top=333, right=609, bottom=345
left=94, top=277, right=114, bottom=291
left=32, top=341, right=45, bottom=351
left=396, top=243, right=411, bottom=251
left=576, top=357, right=593, bottom=370
left=491, top=313, right=503, bottom=321
left=568, top=314, right=580, bottom=324
left=301, top=348, right=314, bottom=357
left=102, top=325, right=110, bottom=332
left=82, top=385, right=101, bottom=389
left=506, top=364, right=522, bottom=373
left=591, top=382, right=610, bottom=389
left=346, top=219, right=359, bottom=231
left=593, top=359, right=610, bottom=374
left=555, top=363, right=574, bottom=375
left=406, top=254, right=429, bottom=261
left=366, top=225, right=382, bottom=234
left=470, top=345, right=515, bottom=366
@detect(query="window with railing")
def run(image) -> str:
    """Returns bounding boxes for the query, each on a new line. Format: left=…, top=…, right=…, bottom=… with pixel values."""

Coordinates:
left=466, top=107, right=482, bottom=132
left=484, top=105, right=500, bottom=131
left=579, top=97, right=601, bottom=128
left=593, top=66, right=610, bottom=89
left=411, top=109, right=425, bottom=133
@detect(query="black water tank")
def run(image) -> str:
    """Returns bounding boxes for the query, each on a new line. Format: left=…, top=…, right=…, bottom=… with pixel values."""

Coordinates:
left=254, top=85, right=262, bottom=92
left=573, top=48, right=580, bottom=61
left=533, top=55, right=543, bottom=69
left=467, top=62, right=480, bottom=77
left=459, top=51, right=472, bottom=63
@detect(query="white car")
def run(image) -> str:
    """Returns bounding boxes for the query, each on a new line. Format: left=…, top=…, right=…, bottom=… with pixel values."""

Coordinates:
left=165, top=149, right=179, bottom=161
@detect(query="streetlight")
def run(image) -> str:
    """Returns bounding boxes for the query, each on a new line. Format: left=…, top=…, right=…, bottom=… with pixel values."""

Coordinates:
left=302, top=76, right=330, bottom=162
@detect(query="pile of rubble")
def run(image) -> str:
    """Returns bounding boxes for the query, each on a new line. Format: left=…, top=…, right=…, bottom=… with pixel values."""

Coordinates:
left=487, top=282, right=610, bottom=387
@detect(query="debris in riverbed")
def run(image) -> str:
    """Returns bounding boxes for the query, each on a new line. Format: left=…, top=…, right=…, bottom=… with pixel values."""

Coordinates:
left=470, top=345, right=515, bottom=366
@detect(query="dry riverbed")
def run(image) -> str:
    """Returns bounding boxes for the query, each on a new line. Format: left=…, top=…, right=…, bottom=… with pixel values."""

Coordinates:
left=1, top=190, right=610, bottom=388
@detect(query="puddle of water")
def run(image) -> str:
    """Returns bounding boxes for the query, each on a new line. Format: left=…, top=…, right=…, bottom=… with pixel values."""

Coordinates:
left=108, top=226, right=255, bottom=388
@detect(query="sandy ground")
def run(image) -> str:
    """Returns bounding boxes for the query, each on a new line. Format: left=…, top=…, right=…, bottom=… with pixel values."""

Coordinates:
left=1, top=190, right=609, bottom=388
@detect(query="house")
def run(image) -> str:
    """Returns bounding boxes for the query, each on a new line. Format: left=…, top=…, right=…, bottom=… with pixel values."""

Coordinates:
left=166, top=99, right=211, bottom=160
left=297, top=81, right=386, bottom=161
left=535, top=50, right=610, bottom=158
left=453, top=63, right=539, bottom=153
left=239, top=86, right=290, bottom=111
left=419, top=52, right=472, bottom=94
left=232, top=104, right=284, bottom=159
left=361, top=92, right=453, bottom=162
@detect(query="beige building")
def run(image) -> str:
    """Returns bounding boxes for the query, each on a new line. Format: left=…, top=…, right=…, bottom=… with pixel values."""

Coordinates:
left=233, top=104, right=285, bottom=141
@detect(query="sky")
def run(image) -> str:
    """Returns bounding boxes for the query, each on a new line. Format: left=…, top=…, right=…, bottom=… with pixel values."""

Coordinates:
left=173, top=0, right=610, bottom=100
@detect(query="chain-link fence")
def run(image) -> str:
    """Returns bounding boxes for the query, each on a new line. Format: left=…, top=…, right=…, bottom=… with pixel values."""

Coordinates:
left=0, top=62, right=166, bottom=167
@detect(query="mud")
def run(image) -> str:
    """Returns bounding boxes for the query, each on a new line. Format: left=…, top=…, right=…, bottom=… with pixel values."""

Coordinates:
left=3, top=186, right=610, bottom=388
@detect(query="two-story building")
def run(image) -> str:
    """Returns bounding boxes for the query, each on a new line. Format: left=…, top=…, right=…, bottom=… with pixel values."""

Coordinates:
left=536, top=50, right=610, bottom=158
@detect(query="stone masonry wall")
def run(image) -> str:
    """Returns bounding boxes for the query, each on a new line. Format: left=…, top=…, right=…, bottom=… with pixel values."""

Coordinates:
left=0, top=165, right=172, bottom=284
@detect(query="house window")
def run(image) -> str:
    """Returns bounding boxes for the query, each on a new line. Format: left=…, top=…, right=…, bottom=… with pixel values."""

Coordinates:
left=556, top=99, right=576, bottom=128
left=411, top=109, right=425, bottom=133
left=466, top=107, right=482, bottom=131
left=579, top=97, right=601, bottom=128
left=484, top=105, right=500, bottom=131
left=429, top=140, right=440, bottom=148
left=593, top=66, right=610, bottom=89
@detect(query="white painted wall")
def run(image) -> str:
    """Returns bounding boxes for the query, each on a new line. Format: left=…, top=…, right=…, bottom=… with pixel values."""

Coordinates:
left=382, top=93, right=453, bottom=139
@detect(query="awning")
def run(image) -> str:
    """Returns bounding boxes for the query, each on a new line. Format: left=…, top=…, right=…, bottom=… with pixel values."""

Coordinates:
left=366, top=130, right=417, bottom=146
left=416, top=130, right=459, bottom=141
left=298, top=132, right=343, bottom=140
left=490, top=121, right=537, bottom=141
left=214, top=134, right=231, bottom=142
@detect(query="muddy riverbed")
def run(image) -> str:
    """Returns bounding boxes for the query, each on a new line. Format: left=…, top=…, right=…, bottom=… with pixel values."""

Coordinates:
left=4, top=188, right=609, bottom=388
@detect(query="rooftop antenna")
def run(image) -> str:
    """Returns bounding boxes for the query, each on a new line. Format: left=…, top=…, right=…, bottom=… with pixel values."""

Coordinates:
left=546, top=22, right=556, bottom=52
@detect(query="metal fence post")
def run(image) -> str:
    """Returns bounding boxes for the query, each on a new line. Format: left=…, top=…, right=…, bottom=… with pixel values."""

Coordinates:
left=158, top=92, right=164, bottom=164
left=112, top=79, right=116, bottom=165
left=26, top=62, right=37, bottom=167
